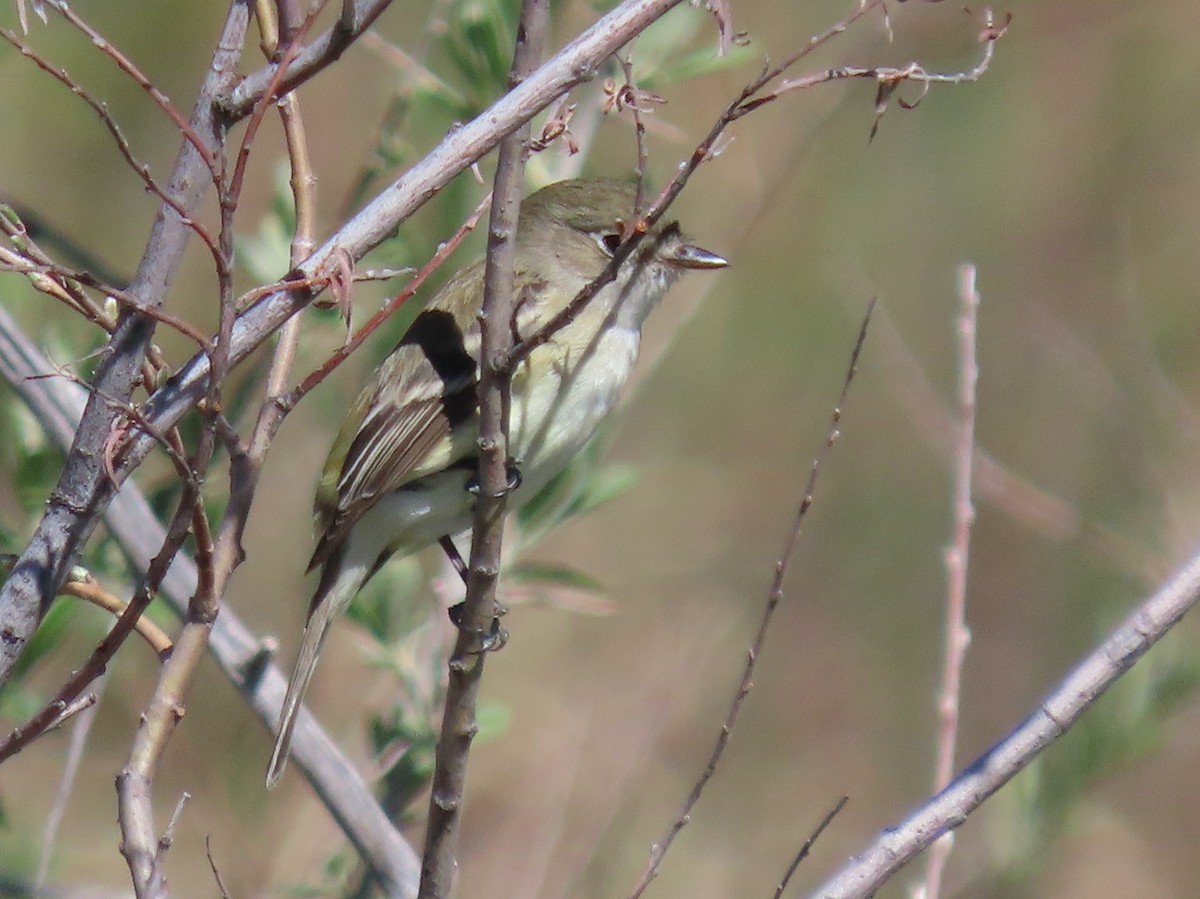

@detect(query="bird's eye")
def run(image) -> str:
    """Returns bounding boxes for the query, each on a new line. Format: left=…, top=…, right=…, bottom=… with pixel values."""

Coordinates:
left=595, top=231, right=623, bottom=256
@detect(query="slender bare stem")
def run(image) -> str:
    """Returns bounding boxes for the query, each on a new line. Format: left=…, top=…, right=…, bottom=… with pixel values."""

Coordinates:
left=629, top=302, right=875, bottom=899
left=418, top=2, right=547, bottom=896
left=920, top=265, right=980, bottom=899
left=773, top=796, right=849, bottom=899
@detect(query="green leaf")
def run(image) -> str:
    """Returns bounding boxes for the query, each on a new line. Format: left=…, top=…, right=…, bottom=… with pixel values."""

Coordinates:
left=474, top=699, right=511, bottom=742
left=508, top=562, right=604, bottom=593
left=346, top=555, right=428, bottom=643
left=564, top=462, right=637, bottom=519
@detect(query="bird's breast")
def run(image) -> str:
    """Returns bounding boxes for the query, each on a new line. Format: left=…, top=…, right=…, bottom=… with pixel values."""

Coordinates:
left=507, top=325, right=640, bottom=493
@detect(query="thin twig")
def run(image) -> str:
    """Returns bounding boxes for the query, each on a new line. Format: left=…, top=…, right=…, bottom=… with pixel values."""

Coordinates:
left=920, top=264, right=980, bottom=899
left=773, top=796, right=849, bottom=899
left=220, top=0, right=396, bottom=116
left=614, top=52, right=651, bottom=215
left=0, top=26, right=222, bottom=262
left=42, top=0, right=219, bottom=177
left=629, top=301, right=875, bottom=898
left=754, top=9, right=1009, bottom=103
left=0, top=217, right=115, bottom=328
left=143, top=791, right=190, bottom=898
left=206, top=835, right=233, bottom=899
left=0, top=494, right=192, bottom=765
left=117, top=492, right=215, bottom=898
left=282, top=191, right=491, bottom=409
left=61, top=576, right=174, bottom=656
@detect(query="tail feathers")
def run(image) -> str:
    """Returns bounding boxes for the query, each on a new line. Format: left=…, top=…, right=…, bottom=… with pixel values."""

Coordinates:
left=266, top=557, right=366, bottom=789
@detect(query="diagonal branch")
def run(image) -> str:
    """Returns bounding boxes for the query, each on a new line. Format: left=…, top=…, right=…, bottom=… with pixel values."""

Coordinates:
left=808, top=547, right=1200, bottom=899
left=0, top=0, right=250, bottom=684
left=629, top=302, right=876, bottom=899
left=0, top=0, right=690, bottom=687
left=0, top=302, right=421, bottom=896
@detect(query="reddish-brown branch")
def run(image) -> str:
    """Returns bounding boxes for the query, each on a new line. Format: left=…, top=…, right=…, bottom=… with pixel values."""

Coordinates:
left=281, top=192, right=492, bottom=409
left=43, top=0, right=219, bottom=177
left=0, top=27, right=223, bottom=263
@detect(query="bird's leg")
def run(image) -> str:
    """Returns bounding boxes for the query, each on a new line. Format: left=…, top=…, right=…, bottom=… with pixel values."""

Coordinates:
left=465, top=458, right=523, bottom=497
left=439, top=535, right=469, bottom=584
left=447, top=606, right=509, bottom=652
left=440, top=534, right=509, bottom=652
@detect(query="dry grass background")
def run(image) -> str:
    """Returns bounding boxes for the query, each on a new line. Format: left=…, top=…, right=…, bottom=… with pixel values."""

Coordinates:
left=4, top=1, right=1200, bottom=897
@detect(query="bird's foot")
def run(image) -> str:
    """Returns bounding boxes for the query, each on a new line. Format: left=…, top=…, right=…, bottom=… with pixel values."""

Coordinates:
left=448, top=601, right=509, bottom=653
left=465, top=459, right=523, bottom=498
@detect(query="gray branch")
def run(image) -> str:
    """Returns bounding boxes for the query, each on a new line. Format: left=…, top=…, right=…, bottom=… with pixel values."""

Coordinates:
left=0, top=0, right=245, bottom=682
left=809, top=548, right=1200, bottom=898
left=0, top=303, right=421, bottom=897
left=0, top=0, right=687, bottom=685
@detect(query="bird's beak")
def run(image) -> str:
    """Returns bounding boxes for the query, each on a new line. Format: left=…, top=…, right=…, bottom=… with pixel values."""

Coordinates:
left=670, top=243, right=729, bottom=270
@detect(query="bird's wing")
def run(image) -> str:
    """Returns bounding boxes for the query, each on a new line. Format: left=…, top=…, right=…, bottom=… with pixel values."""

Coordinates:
left=308, top=268, right=485, bottom=571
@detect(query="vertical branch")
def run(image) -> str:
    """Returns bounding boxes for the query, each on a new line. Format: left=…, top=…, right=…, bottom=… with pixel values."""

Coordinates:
left=920, top=264, right=980, bottom=899
left=615, top=53, right=650, bottom=213
left=115, top=6, right=320, bottom=895
left=418, top=1, right=548, bottom=896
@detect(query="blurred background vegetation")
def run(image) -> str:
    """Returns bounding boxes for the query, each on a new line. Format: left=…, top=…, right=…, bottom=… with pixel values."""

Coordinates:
left=3, top=0, right=1200, bottom=897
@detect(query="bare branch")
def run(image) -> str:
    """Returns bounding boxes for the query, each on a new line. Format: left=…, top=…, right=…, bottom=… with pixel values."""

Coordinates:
left=220, top=0, right=397, bottom=117
left=630, top=302, right=875, bottom=898
left=42, top=0, right=221, bottom=178
left=0, top=261, right=417, bottom=899
left=809, top=547, right=1200, bottom=898
left=418, top=1, right=548, bottom=895
left=920, top=264, right=981, bottom=899
left=0, top=0, right=250, bottom=685
left=282, top=192, right=491, bottom=409
left=773, top=796, right=849, bottom=899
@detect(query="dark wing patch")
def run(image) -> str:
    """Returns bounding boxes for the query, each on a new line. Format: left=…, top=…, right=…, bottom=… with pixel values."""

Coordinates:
left=398, top=309, right=478, bottom=430
left=307, top=308, right=480, bottom=571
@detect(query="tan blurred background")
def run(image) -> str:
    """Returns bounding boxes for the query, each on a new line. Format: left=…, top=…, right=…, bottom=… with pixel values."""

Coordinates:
left=4, top=1, right=1200, bottom=897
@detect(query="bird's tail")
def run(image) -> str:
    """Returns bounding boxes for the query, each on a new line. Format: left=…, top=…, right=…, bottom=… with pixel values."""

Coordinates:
left=265, top=555, right=365, bottom=789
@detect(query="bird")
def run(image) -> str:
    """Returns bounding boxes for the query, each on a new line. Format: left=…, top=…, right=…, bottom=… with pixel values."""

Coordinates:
left=266, top=177, right=728, bottom=787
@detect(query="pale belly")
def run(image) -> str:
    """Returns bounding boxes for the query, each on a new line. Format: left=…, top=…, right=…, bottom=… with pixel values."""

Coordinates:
left=508, top=326, right=640, bottom=491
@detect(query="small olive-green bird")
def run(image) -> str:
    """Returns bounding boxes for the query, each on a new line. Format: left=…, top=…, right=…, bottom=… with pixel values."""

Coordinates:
left=266, top=177, right=727, bottom=787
